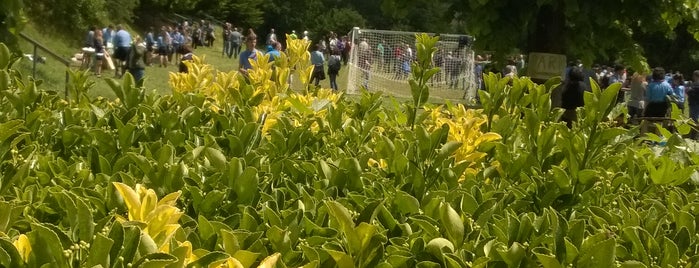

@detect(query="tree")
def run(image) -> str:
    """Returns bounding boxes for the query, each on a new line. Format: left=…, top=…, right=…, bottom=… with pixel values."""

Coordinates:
left=28, top=0, right=110, bottom=45
left=0, top=0, right=27, bottom=53
left=380, top=0, right=451, bottom=32
left=448, top=0, right=699, bottom=73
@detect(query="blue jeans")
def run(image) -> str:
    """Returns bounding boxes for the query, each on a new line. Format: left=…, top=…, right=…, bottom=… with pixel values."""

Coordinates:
left=689, top=101, right=699, bottom=122
left=129, top=68, right=145, bottom=87
left=329, top=73, right=338, bottom=91
left=223, top=41, right=233, bottom=58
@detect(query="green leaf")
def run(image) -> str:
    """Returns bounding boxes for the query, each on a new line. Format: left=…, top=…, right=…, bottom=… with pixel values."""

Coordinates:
left=496, top=242, right=526, bottom=267
left=220, top=229, right=241, bottom=255
left=326, top=201, right=356, bottom=231
left=0, top=44, right=10, bottom=69
left=577, top=169, right=598, bottom=185
left=577, top=237, right=615, bottom=267
left=204, top=147, right=228, bottom=169
left=662, top=236, right=679, bottom=268
left=0, top=202, right=23, bottom=234
left=425, top=237, right=454, bottom=259
left=86, top=233, right=113, bottom=268
left=416, top=260, right=441, bottom=268
left=674, top=227, right=690, bottom=255
left=325, top=249, right=355, bottom=268
left=199, top=190, right=225, bottom=216
left=533, top=247, right=563, bottom=268
left=423, top=67, right=441, bottom=81
left=393, top=191, right=420, bottom=215
left=28, top=223, right=69, bottom=268
left=677, top=211, right=695, bottom=237
left=439, top=202, right=464, bottom=247
left=551, top=166, right=571, bottom=189
left=232, top=250, right=259, bottom=268
left=234, top=167, right=259, bottom=205
left=74, top=194, right=94, bottom=242
left=133, top=252, right=178, bottom=268
left=198, top=215, right=215, bottom=241
left=185, top=251, right=230, bottom=268
left=326, top=200, right=364, bottom=255
left=437, top=141, right=462, bottom=161
left=0, top=238, right=22, bottom=268
left=0, top=119, right=23, bottom=145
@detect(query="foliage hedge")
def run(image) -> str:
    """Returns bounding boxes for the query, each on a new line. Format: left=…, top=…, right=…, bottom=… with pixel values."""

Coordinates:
left=1, top=35, right=699, bottom=268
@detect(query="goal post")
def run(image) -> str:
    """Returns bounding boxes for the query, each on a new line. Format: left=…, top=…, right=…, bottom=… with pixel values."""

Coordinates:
left=346, top=27, right=478, bottom=102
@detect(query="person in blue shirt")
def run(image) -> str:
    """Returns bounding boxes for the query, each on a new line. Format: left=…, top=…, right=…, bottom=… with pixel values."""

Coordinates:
left=239, top=30, right=260, bottom=77
left=266, top=43, right=280, bottom=62
left=172, top=28, right=185, bottom=62
left=113, top=25, right=132, bottom=78
left=310, top=43, right=326, bottom=87
left=644, top=67, right=675, bottom=117
left=102, top=25, right=115, bottom=49
left=608, top=64, right=627, bottom=103
left=671, top=73, right=686, bottom=112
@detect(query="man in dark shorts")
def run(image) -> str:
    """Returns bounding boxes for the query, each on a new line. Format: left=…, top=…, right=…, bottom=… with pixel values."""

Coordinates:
left=113, top=24, right=132, bottom=78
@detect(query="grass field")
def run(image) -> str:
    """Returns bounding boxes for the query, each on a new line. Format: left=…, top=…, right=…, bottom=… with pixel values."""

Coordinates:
left=14, top=23, right=474, bottom=104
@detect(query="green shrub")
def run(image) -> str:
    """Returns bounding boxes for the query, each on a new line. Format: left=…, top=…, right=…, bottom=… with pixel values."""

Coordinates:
left=1, top=33, right=699, bottom=268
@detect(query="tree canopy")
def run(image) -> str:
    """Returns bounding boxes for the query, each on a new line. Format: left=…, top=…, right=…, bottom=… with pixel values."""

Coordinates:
left=7, top=0, right=699, bottom=75
left=0, top=0, right=27, bottom=53
left=449, top=0, right=699, bottom=73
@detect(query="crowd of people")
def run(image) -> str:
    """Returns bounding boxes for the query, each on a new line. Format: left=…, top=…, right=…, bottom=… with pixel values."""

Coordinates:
left=80, top=20, right=357, bottom=90
left=81, top=20, right=477, bottom=94
left=558, top=61, right=699, bottom=135
left=80, top=21, right=210, bottom=85
left=80, top=21, right=699, bottom=135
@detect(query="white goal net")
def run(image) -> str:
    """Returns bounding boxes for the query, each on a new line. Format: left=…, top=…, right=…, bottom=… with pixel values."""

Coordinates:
left=346, top=27, right=478, bottom=102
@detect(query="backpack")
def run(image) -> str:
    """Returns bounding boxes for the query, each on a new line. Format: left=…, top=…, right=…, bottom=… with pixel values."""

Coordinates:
left=328, top=56, right=341, bottom=72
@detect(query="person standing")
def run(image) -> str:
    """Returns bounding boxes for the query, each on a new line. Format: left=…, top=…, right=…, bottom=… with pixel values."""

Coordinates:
left=327, top=48, right=341, bottom=91
left=113, top=24, right=132, bottom=78
left=671, top=73, right=686, bottom=112
left=560, top=66, right=586, bottom=128
left=239, top=30, right=260, bottom=77
left=266, top=42, right=281, bottom=62
left=231, top=27, right=242, bottom=59
left=358, top=44, right=371, bottom=90
left=376, top=40, right=385, bottom=71
left=608, top=64, right=627, bottom=103
left=687, top=70, right=699, bottom=139
left=145, top=27, right=155, bottom=66
left=267, top=28, right=277, bottom=45
left=644, top=67, right=674, bottom=118
left=172, top=28, right=185, bottom=63
left=310, top=44, right=326, bottom=87
left=627, top=72, right=647, bottom=122
left=127, top=36, right=147, bottom=87
left=93, top=30, right=105, bottom=77
left=222, top=23, right=232, bottom=57
left=81, top=26, right=97, bottom=70
left=445, top=52, right=460, bottom=88
left=156, top=27, right=171, bottom=67
left=102, top=25, right=115, bottom=52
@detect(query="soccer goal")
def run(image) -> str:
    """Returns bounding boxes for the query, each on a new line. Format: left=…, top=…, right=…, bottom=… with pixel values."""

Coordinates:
left=346, top=27, right=478, bottom=102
